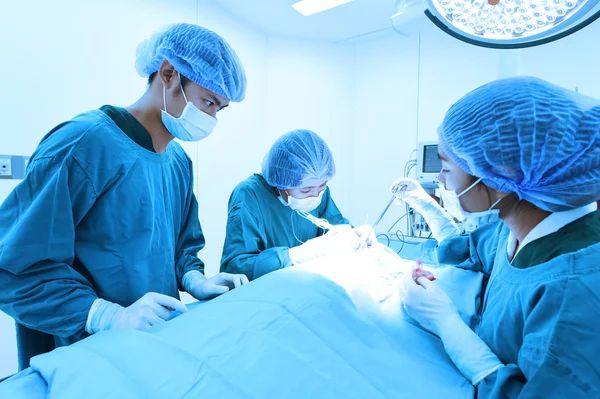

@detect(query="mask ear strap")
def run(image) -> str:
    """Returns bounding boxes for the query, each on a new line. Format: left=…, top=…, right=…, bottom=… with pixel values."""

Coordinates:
left=178, top=72, right=189, bottom=104
left=458, top=177, right=483, bottom=198
left=163, top=85, right=168, bottom=113
left=489, top=196, right=505, bottom=211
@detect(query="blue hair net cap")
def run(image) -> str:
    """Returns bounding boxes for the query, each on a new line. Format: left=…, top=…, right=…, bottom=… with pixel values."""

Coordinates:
left=439, top=76, right=600, bottom=212
left=135, top=23, right=246, bottom=102
left=262, top=130, right=336, bottom=190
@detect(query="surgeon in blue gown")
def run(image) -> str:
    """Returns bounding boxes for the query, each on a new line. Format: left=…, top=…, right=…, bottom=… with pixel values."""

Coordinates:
left=391, top=77, right=600, bottom=397
left=0, top=23, right=249, bottom=370
left=221, top=129, right=372, bottom=281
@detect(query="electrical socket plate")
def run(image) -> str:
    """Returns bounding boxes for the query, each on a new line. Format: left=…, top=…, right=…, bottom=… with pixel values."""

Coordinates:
left=0, top=158, right=11, bottom=176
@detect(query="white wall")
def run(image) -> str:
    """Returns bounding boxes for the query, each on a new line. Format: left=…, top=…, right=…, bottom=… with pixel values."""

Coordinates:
left=519, top=21, right=600, bottom=98
left=416, top=24, right=502, bottom=142
left=351, top=33, right=420, bottom=229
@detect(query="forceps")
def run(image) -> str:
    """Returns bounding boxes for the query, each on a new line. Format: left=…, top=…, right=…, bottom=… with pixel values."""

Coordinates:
left=358, top=184, right=408, bottom=249
left=294, top=209, right=335, bottom=230
left=371, top=184, right=408, bottom=231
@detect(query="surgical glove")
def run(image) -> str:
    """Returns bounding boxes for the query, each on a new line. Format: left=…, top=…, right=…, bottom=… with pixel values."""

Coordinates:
left=390, top=177, right=460, bottom=243
left=85, top=293, right=188, bottom=334
left=353, top=224, right=377, bottom=247
left=183, top=270, right=249, bottom=300
left=401, top=271, right=503, bottom=386
left=289, top=226, right=360, bottom=265
left=400, top=266, right=458, bottom=336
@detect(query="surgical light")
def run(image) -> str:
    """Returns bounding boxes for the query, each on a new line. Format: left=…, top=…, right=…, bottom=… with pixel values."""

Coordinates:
left=394, top=0, right=600, bottom=48
left=292, top=0, right=355, bottom=16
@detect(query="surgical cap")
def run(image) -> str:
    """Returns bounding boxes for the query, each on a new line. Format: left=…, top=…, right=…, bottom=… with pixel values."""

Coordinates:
left=439, top=76, right=600, bottom=212
left=262, top=130, right=336, bottom=189
left=135, top=23, right=246, bottom=102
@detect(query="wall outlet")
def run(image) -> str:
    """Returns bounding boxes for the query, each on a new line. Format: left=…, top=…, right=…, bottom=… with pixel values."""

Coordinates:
left=0, top=155, right=28, bottom=179
left=0, top=158, right=11, bottom=176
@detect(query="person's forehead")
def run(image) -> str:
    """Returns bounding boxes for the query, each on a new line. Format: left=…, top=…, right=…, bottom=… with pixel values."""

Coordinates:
left=191, top=82, right=230, bottom=105
left=299, top=178, right=328, bottom=189
left=437, top=145, right=450, bottom=161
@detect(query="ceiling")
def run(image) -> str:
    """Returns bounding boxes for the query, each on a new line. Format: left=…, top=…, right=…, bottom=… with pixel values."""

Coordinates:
left=208, top=0, right=410, bottom=42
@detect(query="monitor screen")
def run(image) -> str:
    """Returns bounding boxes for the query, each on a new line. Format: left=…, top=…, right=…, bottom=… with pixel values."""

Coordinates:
left=422, top=144, right=441, bottom=173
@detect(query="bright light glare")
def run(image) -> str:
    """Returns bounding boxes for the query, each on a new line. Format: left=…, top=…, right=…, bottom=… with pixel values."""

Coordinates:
left=292, top=0, right=355, bottom=16
left=430, top=0, right=588, bottom=40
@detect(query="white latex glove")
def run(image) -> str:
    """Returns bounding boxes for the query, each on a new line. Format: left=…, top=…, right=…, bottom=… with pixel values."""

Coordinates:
left=400, top=268, right=503, bottom=386
left=183, top=270, right=249, bottom=300
left=390, top=177, right=460, bottom=243
left=353, top=224, right=377, bottom=248
left=289, top=225, right=360, bottom=265
left=86, top=293, right=188, bottom=333
left=400, top=265, right=459, bottom=336
left=327, top=224, right=354, bottom=234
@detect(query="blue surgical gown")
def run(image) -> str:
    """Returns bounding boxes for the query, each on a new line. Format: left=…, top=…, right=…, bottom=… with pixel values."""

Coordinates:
left=0, top=110, right=205, bottom=358
left=435, top=216, right=600, bottom=397
left=220, top=174, right=350, bottom=280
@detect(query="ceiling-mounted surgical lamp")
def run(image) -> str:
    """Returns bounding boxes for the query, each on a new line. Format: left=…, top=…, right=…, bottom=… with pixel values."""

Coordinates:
left=393, top=0, right=600, bottom=48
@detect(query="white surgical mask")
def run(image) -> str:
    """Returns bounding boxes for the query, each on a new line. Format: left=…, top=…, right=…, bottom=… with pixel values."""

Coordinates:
left=279, top=190, right=325, bottom=212
left=161, top=73, right=218, bottom=142
left=438, top=178, right=502, bottom=222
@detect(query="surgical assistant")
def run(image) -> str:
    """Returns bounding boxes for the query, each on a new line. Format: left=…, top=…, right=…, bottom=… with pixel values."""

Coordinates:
left=221, top=129, right=372, bottom=280
left=0, top=23, right=248, bottom=369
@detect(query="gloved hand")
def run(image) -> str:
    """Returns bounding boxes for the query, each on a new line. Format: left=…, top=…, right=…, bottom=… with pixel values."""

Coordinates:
left=327, top=224, right=354, bottom=234
left=390, top=177, right=460, bottom=243
left=183, top=270, right=249, bottom=300
left=400, top=267, right=503, bottom=386
left=400, top=264, right=459, bottom=336
left=289, top=226, right=360, bottom=265
left=86, top=293, right=188, bottom=333
left=353, top=224, right=377, bottom=248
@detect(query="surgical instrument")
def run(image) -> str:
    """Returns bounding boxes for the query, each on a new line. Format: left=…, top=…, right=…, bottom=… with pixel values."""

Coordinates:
left=294, top=209, right=335, bottom=230
left=372, top=184, right=408, bottom=231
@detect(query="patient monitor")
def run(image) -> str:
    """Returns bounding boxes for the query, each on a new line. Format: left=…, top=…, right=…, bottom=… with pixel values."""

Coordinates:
left=415, top=142, right=441, bottom=189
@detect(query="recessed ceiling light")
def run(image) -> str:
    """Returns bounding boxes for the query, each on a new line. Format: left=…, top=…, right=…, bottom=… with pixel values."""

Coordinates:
left=292, top=0, right=355, bottom=16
